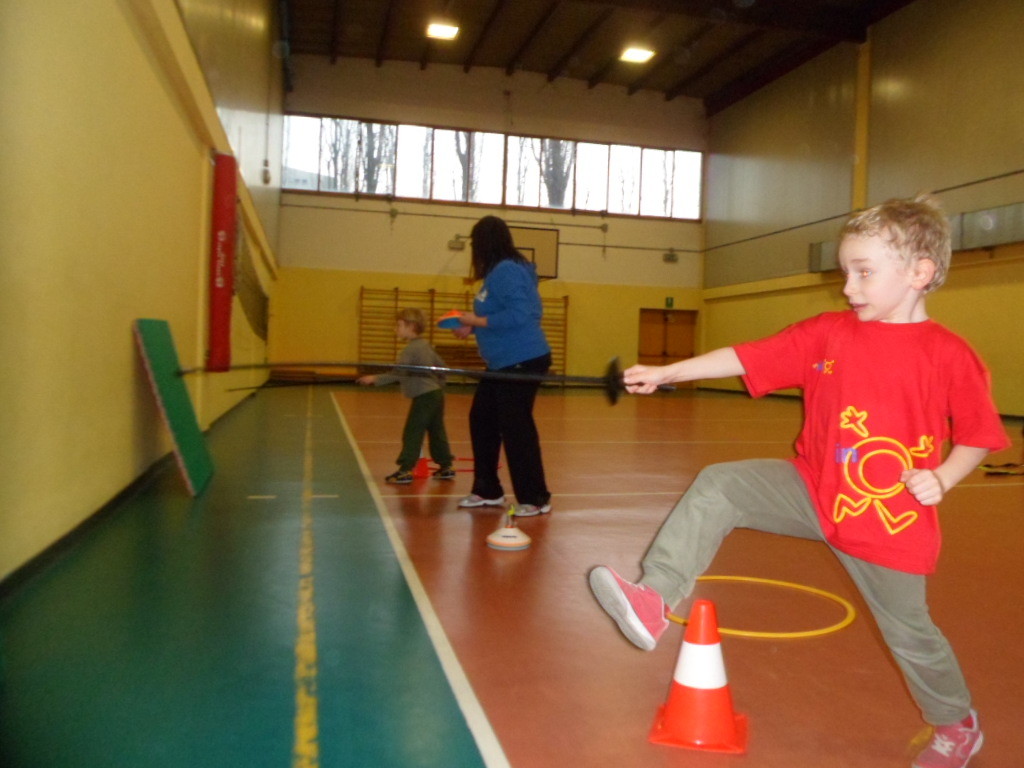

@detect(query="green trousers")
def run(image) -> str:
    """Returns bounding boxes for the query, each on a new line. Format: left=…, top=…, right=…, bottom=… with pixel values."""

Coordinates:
left=640, top=458, right=971, bottom=727
left=397, top=389, right=454, bottom=471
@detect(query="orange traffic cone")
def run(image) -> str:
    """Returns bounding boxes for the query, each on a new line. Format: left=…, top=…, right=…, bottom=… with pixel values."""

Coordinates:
left=649, top=599, right=748, bottom=753
left=412, top=456, right=432, bottom=479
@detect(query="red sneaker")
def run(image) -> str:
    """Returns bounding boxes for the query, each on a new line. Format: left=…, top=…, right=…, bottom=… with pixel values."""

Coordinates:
left=588, top=566, right=668, bottom=651
left=912, top=710, right=983, bottom=768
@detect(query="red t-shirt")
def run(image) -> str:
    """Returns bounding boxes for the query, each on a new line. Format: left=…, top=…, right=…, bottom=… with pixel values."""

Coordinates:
left=735, top=311, right=1010, bottom=574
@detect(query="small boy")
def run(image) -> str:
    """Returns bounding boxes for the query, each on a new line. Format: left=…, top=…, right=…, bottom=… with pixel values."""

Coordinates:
left=357, top=308, right=456, bottom=484
left=589, top=195, right=1009, bottom=768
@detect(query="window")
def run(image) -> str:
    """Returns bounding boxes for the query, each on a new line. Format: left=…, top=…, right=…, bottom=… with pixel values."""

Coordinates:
left=282, top=115, right=702, bottom=220
left=358, top=122, right=396, bottom=195
left=395, top=124, right=433, bottom=198
left=470, top=132, right=504, bottom=204
left=608, top=144, right=641, bottom=215
left=432, top=129, right=470, bottom=202
left=319, top=118, right=359, bottom=193
left=574, top=143, right=609, bottom=212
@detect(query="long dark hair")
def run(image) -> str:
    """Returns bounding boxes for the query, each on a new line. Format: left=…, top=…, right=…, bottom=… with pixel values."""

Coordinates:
left=469, top=216, right=528, bottom=281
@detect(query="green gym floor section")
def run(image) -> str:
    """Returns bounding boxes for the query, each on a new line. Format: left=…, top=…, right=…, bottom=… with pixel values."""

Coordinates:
left=0, top=387, right=489, bottom=768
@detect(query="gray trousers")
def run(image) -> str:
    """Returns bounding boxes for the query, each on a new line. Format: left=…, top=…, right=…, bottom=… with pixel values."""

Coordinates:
left=640, top=459, right=971, bottom=726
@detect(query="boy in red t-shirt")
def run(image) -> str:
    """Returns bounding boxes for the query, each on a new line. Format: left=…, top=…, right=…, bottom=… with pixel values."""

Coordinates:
left=589, top=195, right=1009, bottom=768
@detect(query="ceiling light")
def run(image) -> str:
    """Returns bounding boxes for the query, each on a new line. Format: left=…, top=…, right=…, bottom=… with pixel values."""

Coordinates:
left=427, top=22, right=459, bottom=40
left=620, top=47, right=655, bottom=63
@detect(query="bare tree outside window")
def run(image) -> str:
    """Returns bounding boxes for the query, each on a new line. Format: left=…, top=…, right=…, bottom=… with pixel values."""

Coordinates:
left=432, top=129, right=469, bottom=202
left=283, top=115, right=701, bottom=220
left=640, top=148, right=672, bottom=217
left=538, top=138, right=575, bottom=209
left=507, top=136, right=541, bottom=206
left=359, top=122, right=396, bottom=195
left=608, top=144, right=641, bottom=215
left=320, top=118, right=358, bottom=193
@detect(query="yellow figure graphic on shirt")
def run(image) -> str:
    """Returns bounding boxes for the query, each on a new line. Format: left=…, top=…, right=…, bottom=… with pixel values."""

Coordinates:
left=833, top=406, right=935, bottom=535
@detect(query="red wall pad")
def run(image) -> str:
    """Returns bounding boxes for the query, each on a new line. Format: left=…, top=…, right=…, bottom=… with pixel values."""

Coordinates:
left=207, top=152, right=237, bottom=372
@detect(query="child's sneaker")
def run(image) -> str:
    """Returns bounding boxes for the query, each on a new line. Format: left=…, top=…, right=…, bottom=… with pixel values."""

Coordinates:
left=385, top=470, right=413, bottom=484
left=432, top=466, right=456, bottom=480
left=588, top=566, right=668, bottom=651
left=458, top=493, right=504, bottom=508
left=912, top=711, right=983, bottom=768
left=514, top=502, right=551, bottom=517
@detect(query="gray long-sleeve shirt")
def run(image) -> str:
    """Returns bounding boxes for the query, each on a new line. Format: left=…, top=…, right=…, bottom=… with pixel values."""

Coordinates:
left=373, top=337, right=446, bottom=398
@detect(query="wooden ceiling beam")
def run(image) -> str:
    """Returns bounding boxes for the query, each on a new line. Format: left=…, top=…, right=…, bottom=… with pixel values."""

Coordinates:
left=703, top=36, right=833, bottom=116
left=626, top=21, right=714, bottom=96
left=329, top=0, right=343, bottom=63
left=547, top=7, right=614, bottom=82
left=573, top=0, right=865, bottom=42
left=504, top=1, right=560, bottom=77
left=463, top=0, right=509, bottom=73
left=664, top=27, right=765, bottom=101
left=374, top=0, right=398, bottom=67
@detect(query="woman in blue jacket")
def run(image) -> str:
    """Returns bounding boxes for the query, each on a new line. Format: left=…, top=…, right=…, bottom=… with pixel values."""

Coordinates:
left=451, top=216, right=552, bottom=516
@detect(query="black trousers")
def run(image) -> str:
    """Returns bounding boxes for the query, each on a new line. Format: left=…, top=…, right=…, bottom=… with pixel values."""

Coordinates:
left=469, top=353, right=551, bottom=507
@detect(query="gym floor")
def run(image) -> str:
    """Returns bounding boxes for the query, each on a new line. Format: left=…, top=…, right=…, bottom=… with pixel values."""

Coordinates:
left=1, top=385, right=1021, bottom=767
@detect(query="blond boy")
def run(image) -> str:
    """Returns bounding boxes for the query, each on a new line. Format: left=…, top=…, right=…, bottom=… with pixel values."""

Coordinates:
left=590, top=195, right=1009, bottom=768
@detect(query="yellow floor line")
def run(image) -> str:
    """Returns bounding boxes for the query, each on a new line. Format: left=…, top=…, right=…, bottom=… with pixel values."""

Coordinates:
left=292, top=388, right=319, bottom=768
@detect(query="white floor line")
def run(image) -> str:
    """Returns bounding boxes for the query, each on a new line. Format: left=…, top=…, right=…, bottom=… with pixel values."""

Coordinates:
left=330, top=396, right=511, bottom=768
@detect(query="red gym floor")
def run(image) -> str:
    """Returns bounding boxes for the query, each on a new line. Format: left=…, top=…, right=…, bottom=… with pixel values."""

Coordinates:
left=340, top=385, right=1024, bottom=768
left=3, top=385, right=1020, bottom=767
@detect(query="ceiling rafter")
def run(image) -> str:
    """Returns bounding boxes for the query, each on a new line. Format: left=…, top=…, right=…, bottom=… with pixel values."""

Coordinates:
left=664, top=27, right=766, bottom=101
left=463, top=0, right=509, bottom=74
left=329, top=0, right=343, bottom=63
left=374, top=0, right=398, bottom=67
left=585, top=12, right=665, bottom=90
left=704, top=36, right=834, bottom=116
left=504, top=1, right=560, bottom=77
left=285, top=1, right=921, bottom=113
left=546, top=7, right=615, bottom=82
left=626, top=21, right=714, bottom=96
left=575, top=0, right=866, bottom=41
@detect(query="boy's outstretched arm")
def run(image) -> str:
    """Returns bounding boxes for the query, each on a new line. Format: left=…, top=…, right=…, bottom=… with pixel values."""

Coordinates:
left=900, top=445, right=990, bottom=506
left=623, top=347, right=745, bottom=394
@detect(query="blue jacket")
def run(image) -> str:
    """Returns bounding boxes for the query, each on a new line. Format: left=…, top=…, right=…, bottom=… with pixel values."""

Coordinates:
left=473, top=259, right=550, bottom=370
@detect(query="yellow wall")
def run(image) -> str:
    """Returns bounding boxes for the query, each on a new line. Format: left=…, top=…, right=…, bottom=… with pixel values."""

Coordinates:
left=271, top=267, right=700, bottom=379
left=703, top=0, right=1024, bottom=414
left=0, top=0, right=279, bottom=580
left=700, top=246, right=1024, bottom=414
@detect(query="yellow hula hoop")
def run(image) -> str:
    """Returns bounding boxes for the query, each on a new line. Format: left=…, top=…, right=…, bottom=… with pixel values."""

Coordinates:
left=666, top=575, right=857, bottom=640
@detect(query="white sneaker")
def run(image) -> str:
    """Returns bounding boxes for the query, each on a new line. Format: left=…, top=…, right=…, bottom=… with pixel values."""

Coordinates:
left=458, top=493, right=505, bottom=508
left=514, top=502, right=551, bottom=517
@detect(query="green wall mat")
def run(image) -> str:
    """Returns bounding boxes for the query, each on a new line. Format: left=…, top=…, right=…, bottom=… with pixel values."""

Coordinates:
left=133, top=319, right=214, bottom=495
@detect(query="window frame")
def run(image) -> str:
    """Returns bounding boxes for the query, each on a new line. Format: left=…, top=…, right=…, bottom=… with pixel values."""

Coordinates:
left=282, top=112, right=704, bottom=222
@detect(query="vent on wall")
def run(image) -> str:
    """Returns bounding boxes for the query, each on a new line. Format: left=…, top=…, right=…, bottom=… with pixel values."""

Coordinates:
left=808, top=240, right=840, bottom=273
left=958, top=202, right=1024, bottom=250
left=808, top=201, right=1024, bottom=274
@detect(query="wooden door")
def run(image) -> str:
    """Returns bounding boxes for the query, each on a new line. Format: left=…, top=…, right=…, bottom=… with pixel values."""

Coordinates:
left=637, top=309, right=696, bottom=384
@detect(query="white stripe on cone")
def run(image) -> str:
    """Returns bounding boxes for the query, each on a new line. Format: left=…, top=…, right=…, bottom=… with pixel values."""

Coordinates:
left=673, top=641, right=729, bottom=689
